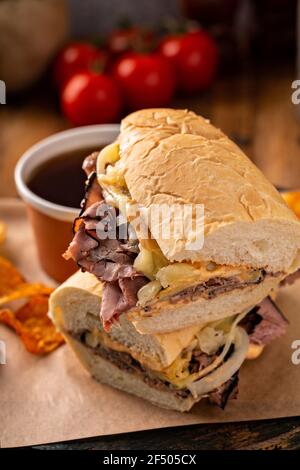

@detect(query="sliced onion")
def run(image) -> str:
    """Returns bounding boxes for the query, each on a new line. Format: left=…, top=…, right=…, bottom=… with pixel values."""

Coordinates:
left=134, top=248, right=155, bottom=280
left=176, top=309, right=248, bottom=388
left=137, top=280, right=162, bottom=307
left=187, top=327, right=249, bottom=399
left=197, top=326, right=225, bottom=355
left=156, top=263, right=199, bottom=288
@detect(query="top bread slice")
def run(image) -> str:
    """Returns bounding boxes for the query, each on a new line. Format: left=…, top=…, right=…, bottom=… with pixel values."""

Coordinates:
left=115, top=108, right=300, bottom=273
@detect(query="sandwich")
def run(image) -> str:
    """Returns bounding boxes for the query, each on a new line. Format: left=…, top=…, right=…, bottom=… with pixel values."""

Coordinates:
left=50, top=108, right=300, bottom=411
left=50, top=270, right=287, bottom=412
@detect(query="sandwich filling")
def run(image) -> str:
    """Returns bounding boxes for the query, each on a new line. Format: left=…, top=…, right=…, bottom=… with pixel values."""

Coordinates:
left=64, top=148, right=285, bottom=330
left=72, top=297, right=287, bottom=408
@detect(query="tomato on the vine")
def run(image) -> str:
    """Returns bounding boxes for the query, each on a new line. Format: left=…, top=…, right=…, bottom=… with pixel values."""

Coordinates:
left=61, top=71, right=122, bottom=126
left=113, top=53, right=175, bottom=110
left=159, top=30, right=218, bottom=93
left=53, top=42, right=107, bottom=88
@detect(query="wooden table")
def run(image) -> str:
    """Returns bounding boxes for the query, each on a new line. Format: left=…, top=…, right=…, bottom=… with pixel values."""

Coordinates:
left=37, top=416, right=300, bottom=450
left=1, top=63, right=300, bottom=450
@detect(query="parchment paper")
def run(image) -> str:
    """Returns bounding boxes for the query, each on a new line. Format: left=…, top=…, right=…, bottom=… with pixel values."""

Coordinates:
left=1, top=198, right=300, bottom=448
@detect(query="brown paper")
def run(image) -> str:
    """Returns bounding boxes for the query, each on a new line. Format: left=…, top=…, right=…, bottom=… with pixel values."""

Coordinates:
left=1, top=198, right=300, bottom=448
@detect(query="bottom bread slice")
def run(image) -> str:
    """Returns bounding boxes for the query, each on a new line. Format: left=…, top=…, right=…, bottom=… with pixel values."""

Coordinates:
left=65, top=332, right=197, bottom=412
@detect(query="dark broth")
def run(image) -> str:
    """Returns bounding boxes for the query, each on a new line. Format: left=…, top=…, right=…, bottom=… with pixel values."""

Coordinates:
left=27, top=147, right=101, bottom=208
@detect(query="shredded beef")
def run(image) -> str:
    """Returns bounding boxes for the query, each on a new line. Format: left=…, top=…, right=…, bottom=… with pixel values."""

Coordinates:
left=189, top=351, right=216, bottom=374
left=239, top=297, right=287, bottom=345
left=239, top=310, right=263, bottom=335
left=248, top=297, right=288, bottom=345
left=209, top=372, right=239, bottom=409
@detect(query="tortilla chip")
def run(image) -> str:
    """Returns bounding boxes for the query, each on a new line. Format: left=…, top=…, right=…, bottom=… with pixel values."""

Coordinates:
left=0, top=254, right=61, bottom=354
left=0, top=296, right=64, bottom=355
left=0, top=255, right=53, bottom=306
left=0, top=283, right=53, bottom=306
left=0, top=221, right=6, bottom=245
left=0, top=255, right=24, bottom=294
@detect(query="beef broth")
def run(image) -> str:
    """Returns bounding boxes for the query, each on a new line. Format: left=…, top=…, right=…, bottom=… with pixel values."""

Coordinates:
left=27, top=147, right=102, bottom=208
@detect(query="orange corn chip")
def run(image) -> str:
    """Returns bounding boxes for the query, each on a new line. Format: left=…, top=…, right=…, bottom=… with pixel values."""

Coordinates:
left=0, top=283, right=53, bottom=306
left=0, top=255, right=53, bottom=306
left=0, top=295, right=64, bottom=355
left=0, top=255, right=24, bottom=294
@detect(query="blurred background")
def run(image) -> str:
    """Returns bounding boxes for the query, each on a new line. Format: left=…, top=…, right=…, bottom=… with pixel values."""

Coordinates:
left=0, top=0, right=299, bottom=196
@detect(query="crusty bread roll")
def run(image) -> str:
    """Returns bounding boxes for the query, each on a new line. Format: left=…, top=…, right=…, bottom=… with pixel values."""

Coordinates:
left=117, top=108, right=300, bottom=273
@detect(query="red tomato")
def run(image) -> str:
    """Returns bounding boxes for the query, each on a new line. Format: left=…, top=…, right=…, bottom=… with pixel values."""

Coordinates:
left=159, top=30, right=218, bottom=93
left=54, top=42, right=106, bottom=88
left=61, top=71, right=122, bottom=126
left=113, top=53, right=175, bottom=110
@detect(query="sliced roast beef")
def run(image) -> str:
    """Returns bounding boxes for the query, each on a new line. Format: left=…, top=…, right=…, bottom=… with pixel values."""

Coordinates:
left=209, top=372, right=239, bottom=409
left=239, top=297, right=287, bottom=346
left=65, top=222, right=99, bottom=262
left=189, top=351, right=216, bottom=374
left=80, top=171, right=103, bottom=212
left=79, top=151, right=103, bottom=212
left=64, top=151, right=148, bottom=329
left=64, top=192, right=148, bottom=330
left=248, top=297, right=288, bottom=346
left=101, top=277, right=148, bottom=326
left=160, top=272, right=266, bottom=309
left=239, top=310, right=262, bottom=335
